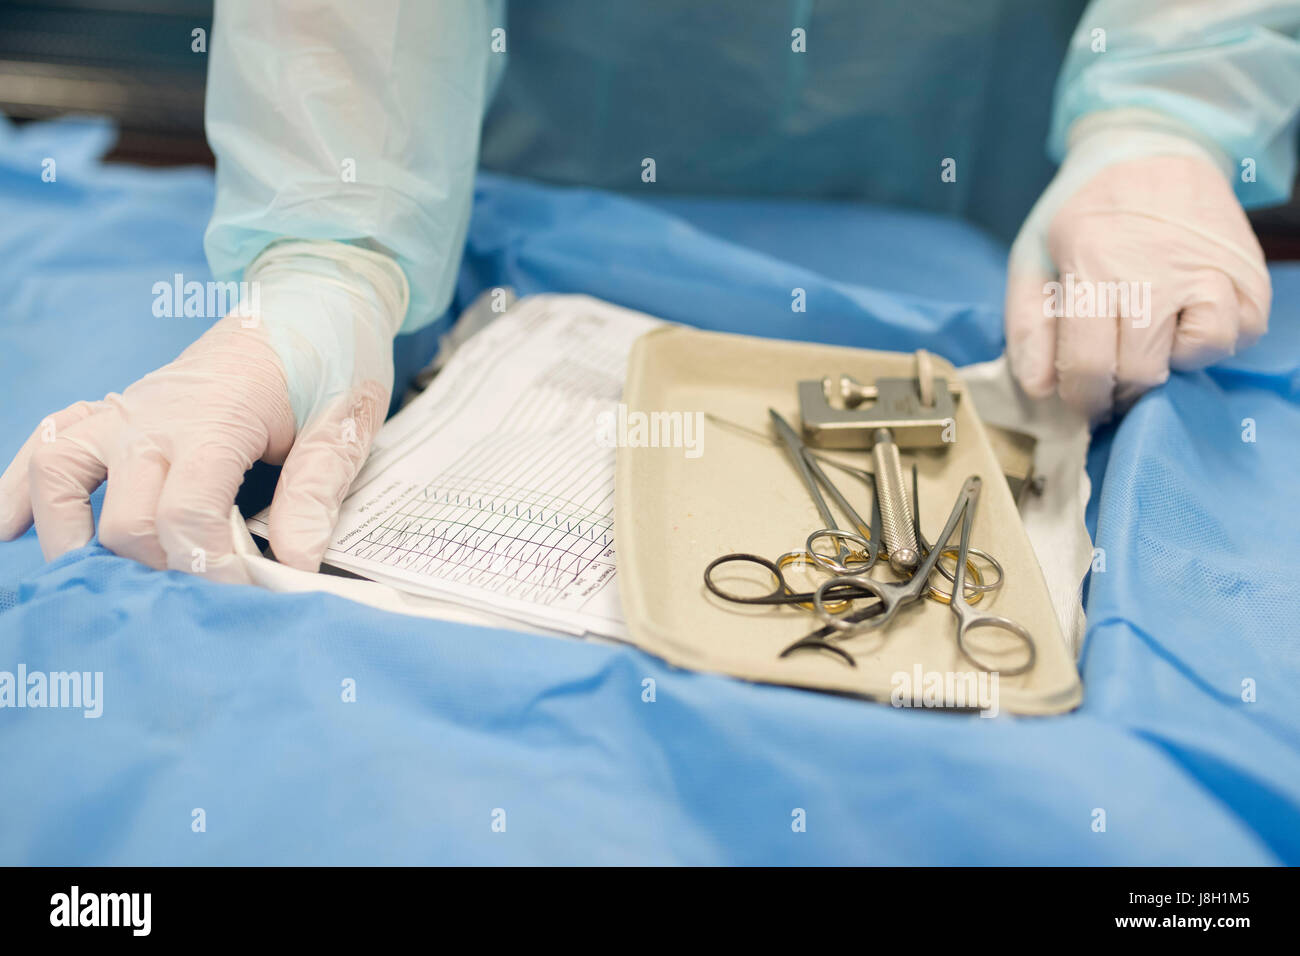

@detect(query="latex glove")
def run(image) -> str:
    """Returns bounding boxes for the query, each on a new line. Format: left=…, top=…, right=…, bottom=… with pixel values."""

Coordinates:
left=0, top=240, right=408, bottom=583
left=1006, top=109, right=1272, bottom=420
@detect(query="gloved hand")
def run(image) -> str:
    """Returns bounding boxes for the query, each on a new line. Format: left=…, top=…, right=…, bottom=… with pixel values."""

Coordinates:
left=1006, top=109, right=1272, bottom=420
left=0, top=240, right=408, bottom=583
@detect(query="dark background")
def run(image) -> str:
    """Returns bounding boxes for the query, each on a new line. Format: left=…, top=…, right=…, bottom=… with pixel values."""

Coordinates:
left=0, top=0, right=211, bottom=164
left=2, top=0, right=1297, bottom=257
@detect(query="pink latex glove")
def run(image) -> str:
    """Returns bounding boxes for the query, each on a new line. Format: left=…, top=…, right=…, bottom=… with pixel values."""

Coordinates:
left=1006, top=111, right=1272, bottom=420
left=0, top=241, right=407, bottom=583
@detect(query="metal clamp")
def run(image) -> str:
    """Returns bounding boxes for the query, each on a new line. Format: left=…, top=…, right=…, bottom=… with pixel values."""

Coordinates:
left=798, top=351, right=961, bottom=575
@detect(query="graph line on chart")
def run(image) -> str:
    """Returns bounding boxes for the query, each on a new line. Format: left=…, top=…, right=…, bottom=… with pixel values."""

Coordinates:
left=345, top=334, right=625, bottom=607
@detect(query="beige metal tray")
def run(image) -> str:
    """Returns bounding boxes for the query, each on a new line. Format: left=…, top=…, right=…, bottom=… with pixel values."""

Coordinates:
left=614, top=326, right=1082, bottom=715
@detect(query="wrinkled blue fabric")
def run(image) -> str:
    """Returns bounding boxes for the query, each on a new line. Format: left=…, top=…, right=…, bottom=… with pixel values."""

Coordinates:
left=1, top=120, right=1298, bottom=864
left=483, top=0, right=1300, bottom=238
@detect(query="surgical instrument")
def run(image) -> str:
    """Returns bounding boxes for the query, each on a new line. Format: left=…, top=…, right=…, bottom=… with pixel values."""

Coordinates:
left=703, top=551, right=882, bottom=611
left=768, top=409, right=879, bottom=573
left=778, top=603, right=883, bottom=667
left=705, top=412, right=992, bottom=605
left=813, top=476, right=1036, bottom=675
left=798, top=352, right=960, bottom=575
left=704, top=410, right=883, bottom=609
left=706, top=412, right=1041, bottom=516
left=911, top=462, right=1002, bottom=601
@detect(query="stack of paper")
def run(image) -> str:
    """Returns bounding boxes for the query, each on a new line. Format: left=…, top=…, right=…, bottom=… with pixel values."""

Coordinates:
left=247, top=294, right=662, bottom=639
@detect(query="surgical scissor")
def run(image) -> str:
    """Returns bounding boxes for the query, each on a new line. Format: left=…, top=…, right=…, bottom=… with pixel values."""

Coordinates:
left=704, top=408, right=883, bottom=601
left=703, top=411, right=881, bottom=601
left=812, top=475, right=1036, bottom=675
left=703, top=551, right=883, bottom=667
left=704, top=551, right=881, bottom=610
left=706, top=412, right=985, bottom=600
left=702, top=410, right=885, bottom=664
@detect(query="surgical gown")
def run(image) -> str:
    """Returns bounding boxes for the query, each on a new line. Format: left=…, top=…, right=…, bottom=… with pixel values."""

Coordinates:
left=204, top=0, right=1300, bottom=332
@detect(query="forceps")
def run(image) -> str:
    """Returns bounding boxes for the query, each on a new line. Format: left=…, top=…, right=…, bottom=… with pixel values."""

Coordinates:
left=768, top=409, right=880, bottom=573
left=813, top=476, right=1036, bottom=675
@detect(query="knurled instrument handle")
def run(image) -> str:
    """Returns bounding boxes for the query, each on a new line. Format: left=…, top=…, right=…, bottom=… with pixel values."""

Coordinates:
left=871, top=427, right=920, bottom=574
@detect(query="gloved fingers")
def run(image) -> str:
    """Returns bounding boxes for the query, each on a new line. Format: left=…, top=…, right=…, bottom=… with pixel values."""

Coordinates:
left=1232, top=266, right=1271, bottom=351
left=155, top=440, right=258, bottom=585
left=1109, top=272, right=1179, bottom=408
left=1054, top=291, right=1119, bottom=421
left=268, top=383, right=387, bottom=572
left=98, top=444, right=170, bottom=570
left=1004, top=258, right=1060, bottom=399
left=26, top=414, right=115, bottom=561
left=0, top=400, right=104, bottom=542
left=1169, top=271, right=1240, bottom=372
left=1114, top=307, right=1177, bottom=410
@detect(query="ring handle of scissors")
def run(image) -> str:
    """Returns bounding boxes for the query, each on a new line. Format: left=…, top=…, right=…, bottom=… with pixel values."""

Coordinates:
left=776, top=551, right=856, bottom=611
left=932, top=545, right=1002, bottom=595
left=703, top=552, right=873, bottom=610
left=703, top=553, right=794, bottom=605
left=812, top=476, right=982, bottom=634
left=805, top=528, right=874, bottom=574
left=812, top=573, right=903, bottom=632
left=926, top=550, right=987, bottom=605
left=952, top=610, right=1037, bottom=676
left=810, top=552, right=987, bottom=617
left=947, top=477, right=1038, bottom=675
